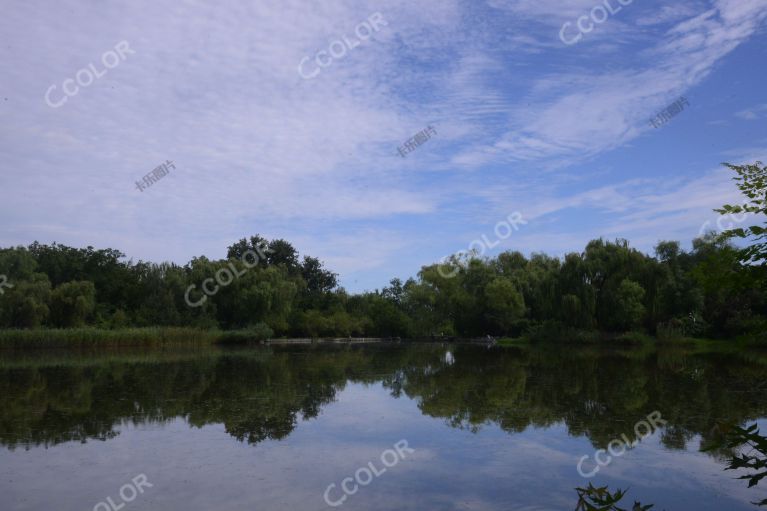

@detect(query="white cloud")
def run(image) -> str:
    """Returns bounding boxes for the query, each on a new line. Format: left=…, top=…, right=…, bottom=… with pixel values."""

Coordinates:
left=636, top=3, right=703, bottom=26
left=736, top=103, right=767, bottom=120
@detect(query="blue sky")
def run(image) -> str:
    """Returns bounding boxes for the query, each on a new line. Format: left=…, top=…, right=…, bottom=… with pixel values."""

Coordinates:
left=1, top=0, right=766, bottom=292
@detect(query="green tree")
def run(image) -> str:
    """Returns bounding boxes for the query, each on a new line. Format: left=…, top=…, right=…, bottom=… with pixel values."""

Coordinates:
left=301, top=256, right=337, bottom=293
left=691, top=235, right=762, bottom=337
left=484, top=277, right=525, bottom=334
left=611, top=279, right=646, bottom=331
left=300, top=309, right=332, bottom=338
left=559, top=252, right=596, bottom=329
left=266, top=239, right=299, bottom=273
left=0, top=275, right=52, bottom=328
left=50, top=281, right=96, bottom=327
left=226, top=235, right=270, bottom=268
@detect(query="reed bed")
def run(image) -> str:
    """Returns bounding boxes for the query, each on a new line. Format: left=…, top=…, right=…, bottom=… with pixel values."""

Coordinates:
left=0, top=327, right=222, bottom=349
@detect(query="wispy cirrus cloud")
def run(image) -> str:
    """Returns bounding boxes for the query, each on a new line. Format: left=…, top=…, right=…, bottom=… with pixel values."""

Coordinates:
left=451, top=0, right=767, bottom=167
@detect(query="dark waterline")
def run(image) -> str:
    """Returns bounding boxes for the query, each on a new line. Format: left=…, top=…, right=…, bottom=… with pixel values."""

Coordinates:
left=1, top=343, right=766, bottom=510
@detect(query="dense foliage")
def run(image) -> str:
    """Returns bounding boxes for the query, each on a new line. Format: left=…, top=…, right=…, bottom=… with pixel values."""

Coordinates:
left=0, top=233, right=764, bottom=340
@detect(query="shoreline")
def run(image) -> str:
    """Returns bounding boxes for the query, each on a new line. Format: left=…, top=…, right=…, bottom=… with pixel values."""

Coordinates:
left=0, top=327, right=762, bottom=350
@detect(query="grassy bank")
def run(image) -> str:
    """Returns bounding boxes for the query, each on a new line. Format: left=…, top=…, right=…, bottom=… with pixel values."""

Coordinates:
left=0, top=326, right=273, bottom=349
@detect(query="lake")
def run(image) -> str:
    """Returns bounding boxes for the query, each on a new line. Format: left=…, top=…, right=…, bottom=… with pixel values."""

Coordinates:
left=1, top=343, right=766, bottom=510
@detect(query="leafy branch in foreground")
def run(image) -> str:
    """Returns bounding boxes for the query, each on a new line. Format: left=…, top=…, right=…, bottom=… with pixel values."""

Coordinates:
left=715, top=161, right=767, bottom=265
left=705, top=423, right=767, bottom=506
left=583, top=422, right=767, bottom=511
left=574, top=483, right=653, bottom=511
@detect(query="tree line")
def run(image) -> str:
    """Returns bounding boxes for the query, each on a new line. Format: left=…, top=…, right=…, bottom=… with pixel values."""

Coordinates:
left=0, top=162, right=764, bottom=340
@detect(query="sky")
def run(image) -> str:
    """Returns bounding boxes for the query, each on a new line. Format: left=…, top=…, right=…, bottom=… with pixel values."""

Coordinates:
left=1, top=0, right=766, bottom=293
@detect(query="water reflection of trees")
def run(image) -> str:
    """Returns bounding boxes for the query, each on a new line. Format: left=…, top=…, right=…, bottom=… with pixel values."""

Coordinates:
left=1, top=345, right=766, bottom=455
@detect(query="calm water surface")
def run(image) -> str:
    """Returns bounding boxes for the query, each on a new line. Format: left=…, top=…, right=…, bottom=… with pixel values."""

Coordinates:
left=1, top=343, right=766, bottom=510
